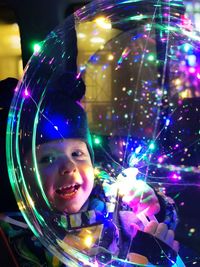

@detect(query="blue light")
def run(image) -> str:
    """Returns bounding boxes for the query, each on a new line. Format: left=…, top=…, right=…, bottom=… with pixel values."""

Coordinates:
left=89, top=55, right=100, bottom=63
left=135, top=145, right=142, bottom=154
left=129, top=153, right=139, bottom=166
left=187, top=54, right=197, bottom=67
left=80, top=65, right=86, bottom=72
left=149, top=142, right=156, bottom=151
left=165, top=118, right=170, bottom=126
left=182, top=43, right=193, bottom=53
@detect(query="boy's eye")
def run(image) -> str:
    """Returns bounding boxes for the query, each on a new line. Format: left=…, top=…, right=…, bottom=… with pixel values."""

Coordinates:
left=39, top=155, right=56, bottom=164
left=72, top=150, right=84, bottom=158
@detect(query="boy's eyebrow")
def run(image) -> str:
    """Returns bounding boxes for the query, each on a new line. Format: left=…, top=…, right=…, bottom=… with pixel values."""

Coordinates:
left=37, top=139, right=87, bottom=150
left=37, top=147, right=59, bottom=155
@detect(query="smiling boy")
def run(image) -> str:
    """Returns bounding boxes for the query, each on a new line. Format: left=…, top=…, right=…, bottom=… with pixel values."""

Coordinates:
left=36, top=138, right=94, bottom=214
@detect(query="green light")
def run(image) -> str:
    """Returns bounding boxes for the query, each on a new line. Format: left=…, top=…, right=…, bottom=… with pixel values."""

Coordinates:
left=129, top=14, right=149, bottom=21
left=93, top=136, right=102, bottom=145
left=145, top=23, right=152, bottom=31
left=32, top=42, right=42, bottom=53
left=149, top=142, right=156, bottom=150
left=34, top=43, right=41, bottom=53
left=147, top=53, right=155, bottom=62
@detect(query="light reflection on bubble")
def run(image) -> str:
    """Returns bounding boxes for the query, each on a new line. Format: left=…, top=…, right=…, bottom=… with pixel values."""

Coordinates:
left=6, top=0, right=200, bottom=266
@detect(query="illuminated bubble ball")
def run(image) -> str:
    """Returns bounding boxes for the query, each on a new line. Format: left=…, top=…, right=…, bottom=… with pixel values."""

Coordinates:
left=6, top=0, right=200, bottom=266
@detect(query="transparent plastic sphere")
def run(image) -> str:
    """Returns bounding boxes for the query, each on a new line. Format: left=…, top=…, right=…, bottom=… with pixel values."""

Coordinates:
left=6, top=0, right=200, bottom=266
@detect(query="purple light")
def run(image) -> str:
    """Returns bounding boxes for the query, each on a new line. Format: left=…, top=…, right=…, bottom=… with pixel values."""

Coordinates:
left=174, top=144, right=179, bottom=149
left=102, top=64, right=108, bottom=70
left=163, top=13, right=169, bottom=17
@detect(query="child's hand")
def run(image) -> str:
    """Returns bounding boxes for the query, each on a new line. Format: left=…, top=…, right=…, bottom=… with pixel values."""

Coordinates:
left=144, top=221, right=179, bottom=252
left=120, top=180, right=160, bottom=216
left=128, top=221, right=179, bottom=265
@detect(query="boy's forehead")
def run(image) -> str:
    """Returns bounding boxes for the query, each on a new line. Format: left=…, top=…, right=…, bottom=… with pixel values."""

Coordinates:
left=36, top=138, right=87, bottom=150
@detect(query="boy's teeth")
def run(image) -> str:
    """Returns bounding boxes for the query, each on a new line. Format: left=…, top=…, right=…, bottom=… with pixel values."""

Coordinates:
left=56, top=184, right=79, bottom=195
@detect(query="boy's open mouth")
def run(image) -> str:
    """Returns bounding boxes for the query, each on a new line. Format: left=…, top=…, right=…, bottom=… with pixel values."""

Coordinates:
left=55, top=184, right=80, bottom=199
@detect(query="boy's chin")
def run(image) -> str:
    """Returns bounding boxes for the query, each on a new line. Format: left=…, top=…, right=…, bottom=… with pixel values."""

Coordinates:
left=65, top=207, right=81, bottom=214
left=56, top=204, right=82, bottom=214
left=53, top=195, right=90, bottom=214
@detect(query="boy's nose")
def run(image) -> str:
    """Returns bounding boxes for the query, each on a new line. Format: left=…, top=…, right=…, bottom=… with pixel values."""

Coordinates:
left=59, top=159, right=76, bottom=175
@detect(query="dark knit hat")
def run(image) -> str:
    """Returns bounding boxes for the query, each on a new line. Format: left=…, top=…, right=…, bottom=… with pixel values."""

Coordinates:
left=35, top=72, right=94, bottom=163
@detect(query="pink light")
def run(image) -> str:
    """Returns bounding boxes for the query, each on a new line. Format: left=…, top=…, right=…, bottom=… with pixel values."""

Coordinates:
left=197, top=73, right=200, bottom=79
left=76, top=72, right=81, bottom=79
left=174, top=144, right=179, bottom=149
left=49, top=57, right=54, bottom=65
left=23, top=88, right=30, bottom=97
left=188, top=67, right=196, bottom=74
left=178, top=99, right=183, bottom=105
left=158, top=156, right=164, bottom=163
left=171, top=173, right=181, bottom=180
left=181, top=15, right=193, bottom=31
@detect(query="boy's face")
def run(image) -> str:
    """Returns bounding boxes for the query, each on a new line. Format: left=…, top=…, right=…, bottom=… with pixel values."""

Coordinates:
left=35, top=138, right=94, bottom=214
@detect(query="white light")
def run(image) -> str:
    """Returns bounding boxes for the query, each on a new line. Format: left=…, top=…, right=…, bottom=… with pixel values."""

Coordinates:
left=33, top=44, right=41, bottom=53
left=90, top=37, right=105, bottom=44
left=194, top=14, right=200, bottom=30
left=108, top=54, right=114, bottom=61
left=95, top=17, right=112, bottom=29
left=77, top=33, right=86, bottom=39
left=84, top=235, right=93, bottom=248
left=117, top=167, right=139, bottom=195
